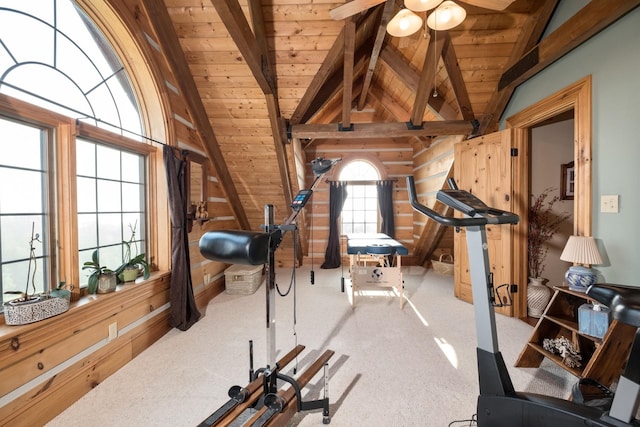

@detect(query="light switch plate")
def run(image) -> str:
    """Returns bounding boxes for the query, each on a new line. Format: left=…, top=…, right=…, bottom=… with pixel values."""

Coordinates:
left=108, top=322, right=118, bottom=341
left=601, top=195, right=619, bottom=213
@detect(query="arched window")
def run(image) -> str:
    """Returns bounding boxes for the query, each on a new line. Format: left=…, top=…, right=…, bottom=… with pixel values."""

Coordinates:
left=0, top=1, right=141, bottom=135
left=339, top=160, right=380, bottom=234
left=0, top=0, right=149, bottom=302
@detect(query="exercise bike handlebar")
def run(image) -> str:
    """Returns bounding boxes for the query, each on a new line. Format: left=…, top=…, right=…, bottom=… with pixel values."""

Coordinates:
left=406, top=176, right=519, bottom=227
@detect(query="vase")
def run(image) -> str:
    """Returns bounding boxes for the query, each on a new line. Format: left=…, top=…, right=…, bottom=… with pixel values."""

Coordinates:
left=120, top=266, right=139, bottom=282
left=97, top=272, right=117, bottom=294
left=527, top=277, right=552, bottom=318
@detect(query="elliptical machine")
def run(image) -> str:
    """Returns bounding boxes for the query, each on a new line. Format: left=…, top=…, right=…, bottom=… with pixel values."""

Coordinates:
left=407, top=175, right=640, bottom=426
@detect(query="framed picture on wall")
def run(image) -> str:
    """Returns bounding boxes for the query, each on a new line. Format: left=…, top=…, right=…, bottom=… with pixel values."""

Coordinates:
left=561, top=161, right=575, bottom=200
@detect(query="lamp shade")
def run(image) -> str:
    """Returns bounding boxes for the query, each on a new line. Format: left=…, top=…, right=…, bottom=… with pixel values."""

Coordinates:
left=387, top=8, right=423, bottom=37
left=404, top=0, right=442, bottom=12
left=426, top=0, right=466, bottom=30
left=560, top=236, right=603, bottom=265
left=560, top=236, right=603, bottom=292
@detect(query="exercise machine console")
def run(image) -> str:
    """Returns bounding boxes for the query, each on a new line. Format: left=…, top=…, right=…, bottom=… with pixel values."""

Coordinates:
left=407, top=175, right=640, bottom=426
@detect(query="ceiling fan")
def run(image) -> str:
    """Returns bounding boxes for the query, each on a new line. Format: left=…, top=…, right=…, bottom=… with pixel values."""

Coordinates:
left=330, top=0, right=515, bottom=34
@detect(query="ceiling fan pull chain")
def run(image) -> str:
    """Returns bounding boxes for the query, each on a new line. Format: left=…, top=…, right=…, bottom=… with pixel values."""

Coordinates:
left=433, top=27, right=438, bottom=98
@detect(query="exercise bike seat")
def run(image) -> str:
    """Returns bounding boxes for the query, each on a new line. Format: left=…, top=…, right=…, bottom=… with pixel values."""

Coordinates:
left=587, top=284, right=640, bottom=328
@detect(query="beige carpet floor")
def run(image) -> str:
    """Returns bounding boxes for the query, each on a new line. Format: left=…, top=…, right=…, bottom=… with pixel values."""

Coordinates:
left=46, top=265, right=574, bottom=427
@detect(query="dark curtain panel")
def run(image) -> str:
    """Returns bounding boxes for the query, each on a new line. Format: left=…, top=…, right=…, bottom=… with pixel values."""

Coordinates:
left=163, top=145, right=201, bottom=331
left=321, top=181, right=348, bottom=269
left=377, top=180, right=395, bottom=238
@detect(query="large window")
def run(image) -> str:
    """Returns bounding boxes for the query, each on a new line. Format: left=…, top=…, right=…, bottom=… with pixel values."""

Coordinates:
left=0, top=117, right=52, bottom=300
left=76, top=138, right=147, bottom=287
left=339, top=160, right=380, bottom=234
left=0, top=1, right=148, bottom=305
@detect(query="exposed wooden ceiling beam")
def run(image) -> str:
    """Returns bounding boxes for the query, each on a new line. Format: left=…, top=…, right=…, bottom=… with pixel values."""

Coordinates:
left=246, top=0, right=294, bottom=207
left=484, top=0, right=638, bottom=133
left=290, top=27, right=345, bottom=125
left=329, top=0, right=386, bottom=20
left=342, top=19, right=356, bottom=129
left=290, top=9, right=380, bottom=125
left=500, top=0, right=639, bottom=91
left=442, top=33, right=475, bottom=121
left=357, top=0, right=397, bottom=111
left=211, top=0, right=275, bottom=95
left=380, top=45, right=458, bottom=121
left=141, top=0, right=250, bottom=230
left=479, top=0, right=558, bottom=134
left=368, top=85, right=433, bottom=147
left=290, top=120, right=474, bottom=140
left=411, top=29, right=445, bottom=126
left=300, top=39, right=374, bottom=124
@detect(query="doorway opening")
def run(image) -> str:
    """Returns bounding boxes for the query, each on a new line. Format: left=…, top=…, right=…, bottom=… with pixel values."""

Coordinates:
left=506, top=76, right=592, bottom=319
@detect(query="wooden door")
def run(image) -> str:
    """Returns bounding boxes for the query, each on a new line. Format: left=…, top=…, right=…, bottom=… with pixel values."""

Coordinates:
left=453, top=129, right=527, bottom=317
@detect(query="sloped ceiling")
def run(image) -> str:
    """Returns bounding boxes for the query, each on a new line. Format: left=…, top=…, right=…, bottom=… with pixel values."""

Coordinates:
left=146, top=0, right=636, bottom=233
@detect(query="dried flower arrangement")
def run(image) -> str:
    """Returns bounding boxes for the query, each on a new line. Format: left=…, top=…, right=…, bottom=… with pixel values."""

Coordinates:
left=528, top=188, right=572, bottom=279
left=543, top=336, right=582, bottom=368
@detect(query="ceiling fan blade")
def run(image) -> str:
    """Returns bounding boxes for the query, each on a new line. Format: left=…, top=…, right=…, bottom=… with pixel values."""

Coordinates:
left=329, top=0, right=387, bottom=20
left=460, top=0, right=515, bottom=10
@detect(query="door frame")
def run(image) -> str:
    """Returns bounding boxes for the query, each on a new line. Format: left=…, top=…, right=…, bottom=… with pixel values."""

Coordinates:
left=504, top=75, right=592, bottom=318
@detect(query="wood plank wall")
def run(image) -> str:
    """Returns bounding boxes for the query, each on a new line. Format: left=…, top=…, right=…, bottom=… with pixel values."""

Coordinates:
left=411, top=136, right=459, bottom=264
left=0, top=1, right=238, bottom=425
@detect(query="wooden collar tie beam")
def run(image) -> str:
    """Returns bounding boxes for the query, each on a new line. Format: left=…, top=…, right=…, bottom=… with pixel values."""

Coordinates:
left=288, top=120, right=476, bottom=140
left=198, top=158, right=340, bottom=426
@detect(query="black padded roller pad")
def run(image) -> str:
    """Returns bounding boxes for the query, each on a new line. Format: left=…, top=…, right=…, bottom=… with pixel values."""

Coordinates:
left=199, top=230, right=269, bottom=266
left=587, top=284, right=640, bottom=328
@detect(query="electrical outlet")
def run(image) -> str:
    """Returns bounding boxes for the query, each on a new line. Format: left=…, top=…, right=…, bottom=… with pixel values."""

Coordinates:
left=204, top=273, right=211, bottom=284
left=108, top=322, right=118, bottom=341
left=601, top=195, right=619, bottom=213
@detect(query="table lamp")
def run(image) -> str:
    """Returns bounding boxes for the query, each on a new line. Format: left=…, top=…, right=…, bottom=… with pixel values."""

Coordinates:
left=560, top=235, right=603, bottom=292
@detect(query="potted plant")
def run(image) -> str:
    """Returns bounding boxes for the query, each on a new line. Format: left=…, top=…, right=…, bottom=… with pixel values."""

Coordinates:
left=3, top=224, right=71, bottom=325
left=527, top=187, right=571, bottom=317
left=50, top=280, right=72, bottom=300
left=114, top=221, right=150, bottom=283
left=82, top=250, right=117, bottom=294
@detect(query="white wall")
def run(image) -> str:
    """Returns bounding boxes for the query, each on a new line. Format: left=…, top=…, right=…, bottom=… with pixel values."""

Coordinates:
left=502, top=4, right=640, bottom=286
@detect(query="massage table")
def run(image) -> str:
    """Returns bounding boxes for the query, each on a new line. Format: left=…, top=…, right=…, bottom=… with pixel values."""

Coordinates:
left=345, top=233, right=408, bottom=308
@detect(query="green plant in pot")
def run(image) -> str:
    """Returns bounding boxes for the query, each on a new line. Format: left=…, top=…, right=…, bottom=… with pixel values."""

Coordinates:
left=83, top=250, right=116, bottom=294
left=50, top=280, right=72, bottom=300
left=114, top=222, right=150, bottom=283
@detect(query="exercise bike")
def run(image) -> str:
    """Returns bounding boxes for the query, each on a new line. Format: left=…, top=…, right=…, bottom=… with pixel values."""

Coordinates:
left=407, top=175, right=640, bottom=426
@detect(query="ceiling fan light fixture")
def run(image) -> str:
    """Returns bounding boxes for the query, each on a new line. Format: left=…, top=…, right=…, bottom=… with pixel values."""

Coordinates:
left=404, top=0, right=442, bottom=12
left=387, top=8, right=423, bottom=37
left=426, top=0, right=466, bottom=30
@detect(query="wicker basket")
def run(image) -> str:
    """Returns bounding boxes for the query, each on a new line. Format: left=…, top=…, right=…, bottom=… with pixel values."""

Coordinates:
left=432, top=254, right=454, bottom=276
left=224, top=264, right=264, bottom=295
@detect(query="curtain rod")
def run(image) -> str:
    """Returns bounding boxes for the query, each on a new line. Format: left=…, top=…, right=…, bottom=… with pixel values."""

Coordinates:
left=325, top=179, right=397, bottom=184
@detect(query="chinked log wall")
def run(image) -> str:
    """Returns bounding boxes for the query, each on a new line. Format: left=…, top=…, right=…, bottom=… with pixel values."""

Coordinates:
left=304, top=138, right=415, bottom=266
left=302, top=135, right=458, bottom=268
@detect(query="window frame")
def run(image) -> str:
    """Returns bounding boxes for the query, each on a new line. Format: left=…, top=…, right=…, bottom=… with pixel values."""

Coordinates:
left=0, top=114, right=58, bottom=300
left=0, top=93, right=156, bottom=302
left=338, top=160, right=382, bottom=235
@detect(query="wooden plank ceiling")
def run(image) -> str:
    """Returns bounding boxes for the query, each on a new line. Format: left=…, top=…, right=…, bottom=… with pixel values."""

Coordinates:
left=153, top=0, right=634, bottom=232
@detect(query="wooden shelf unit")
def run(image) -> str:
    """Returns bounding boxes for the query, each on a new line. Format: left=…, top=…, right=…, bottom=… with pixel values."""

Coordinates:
left=516, top=286, right=636, bottom=388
